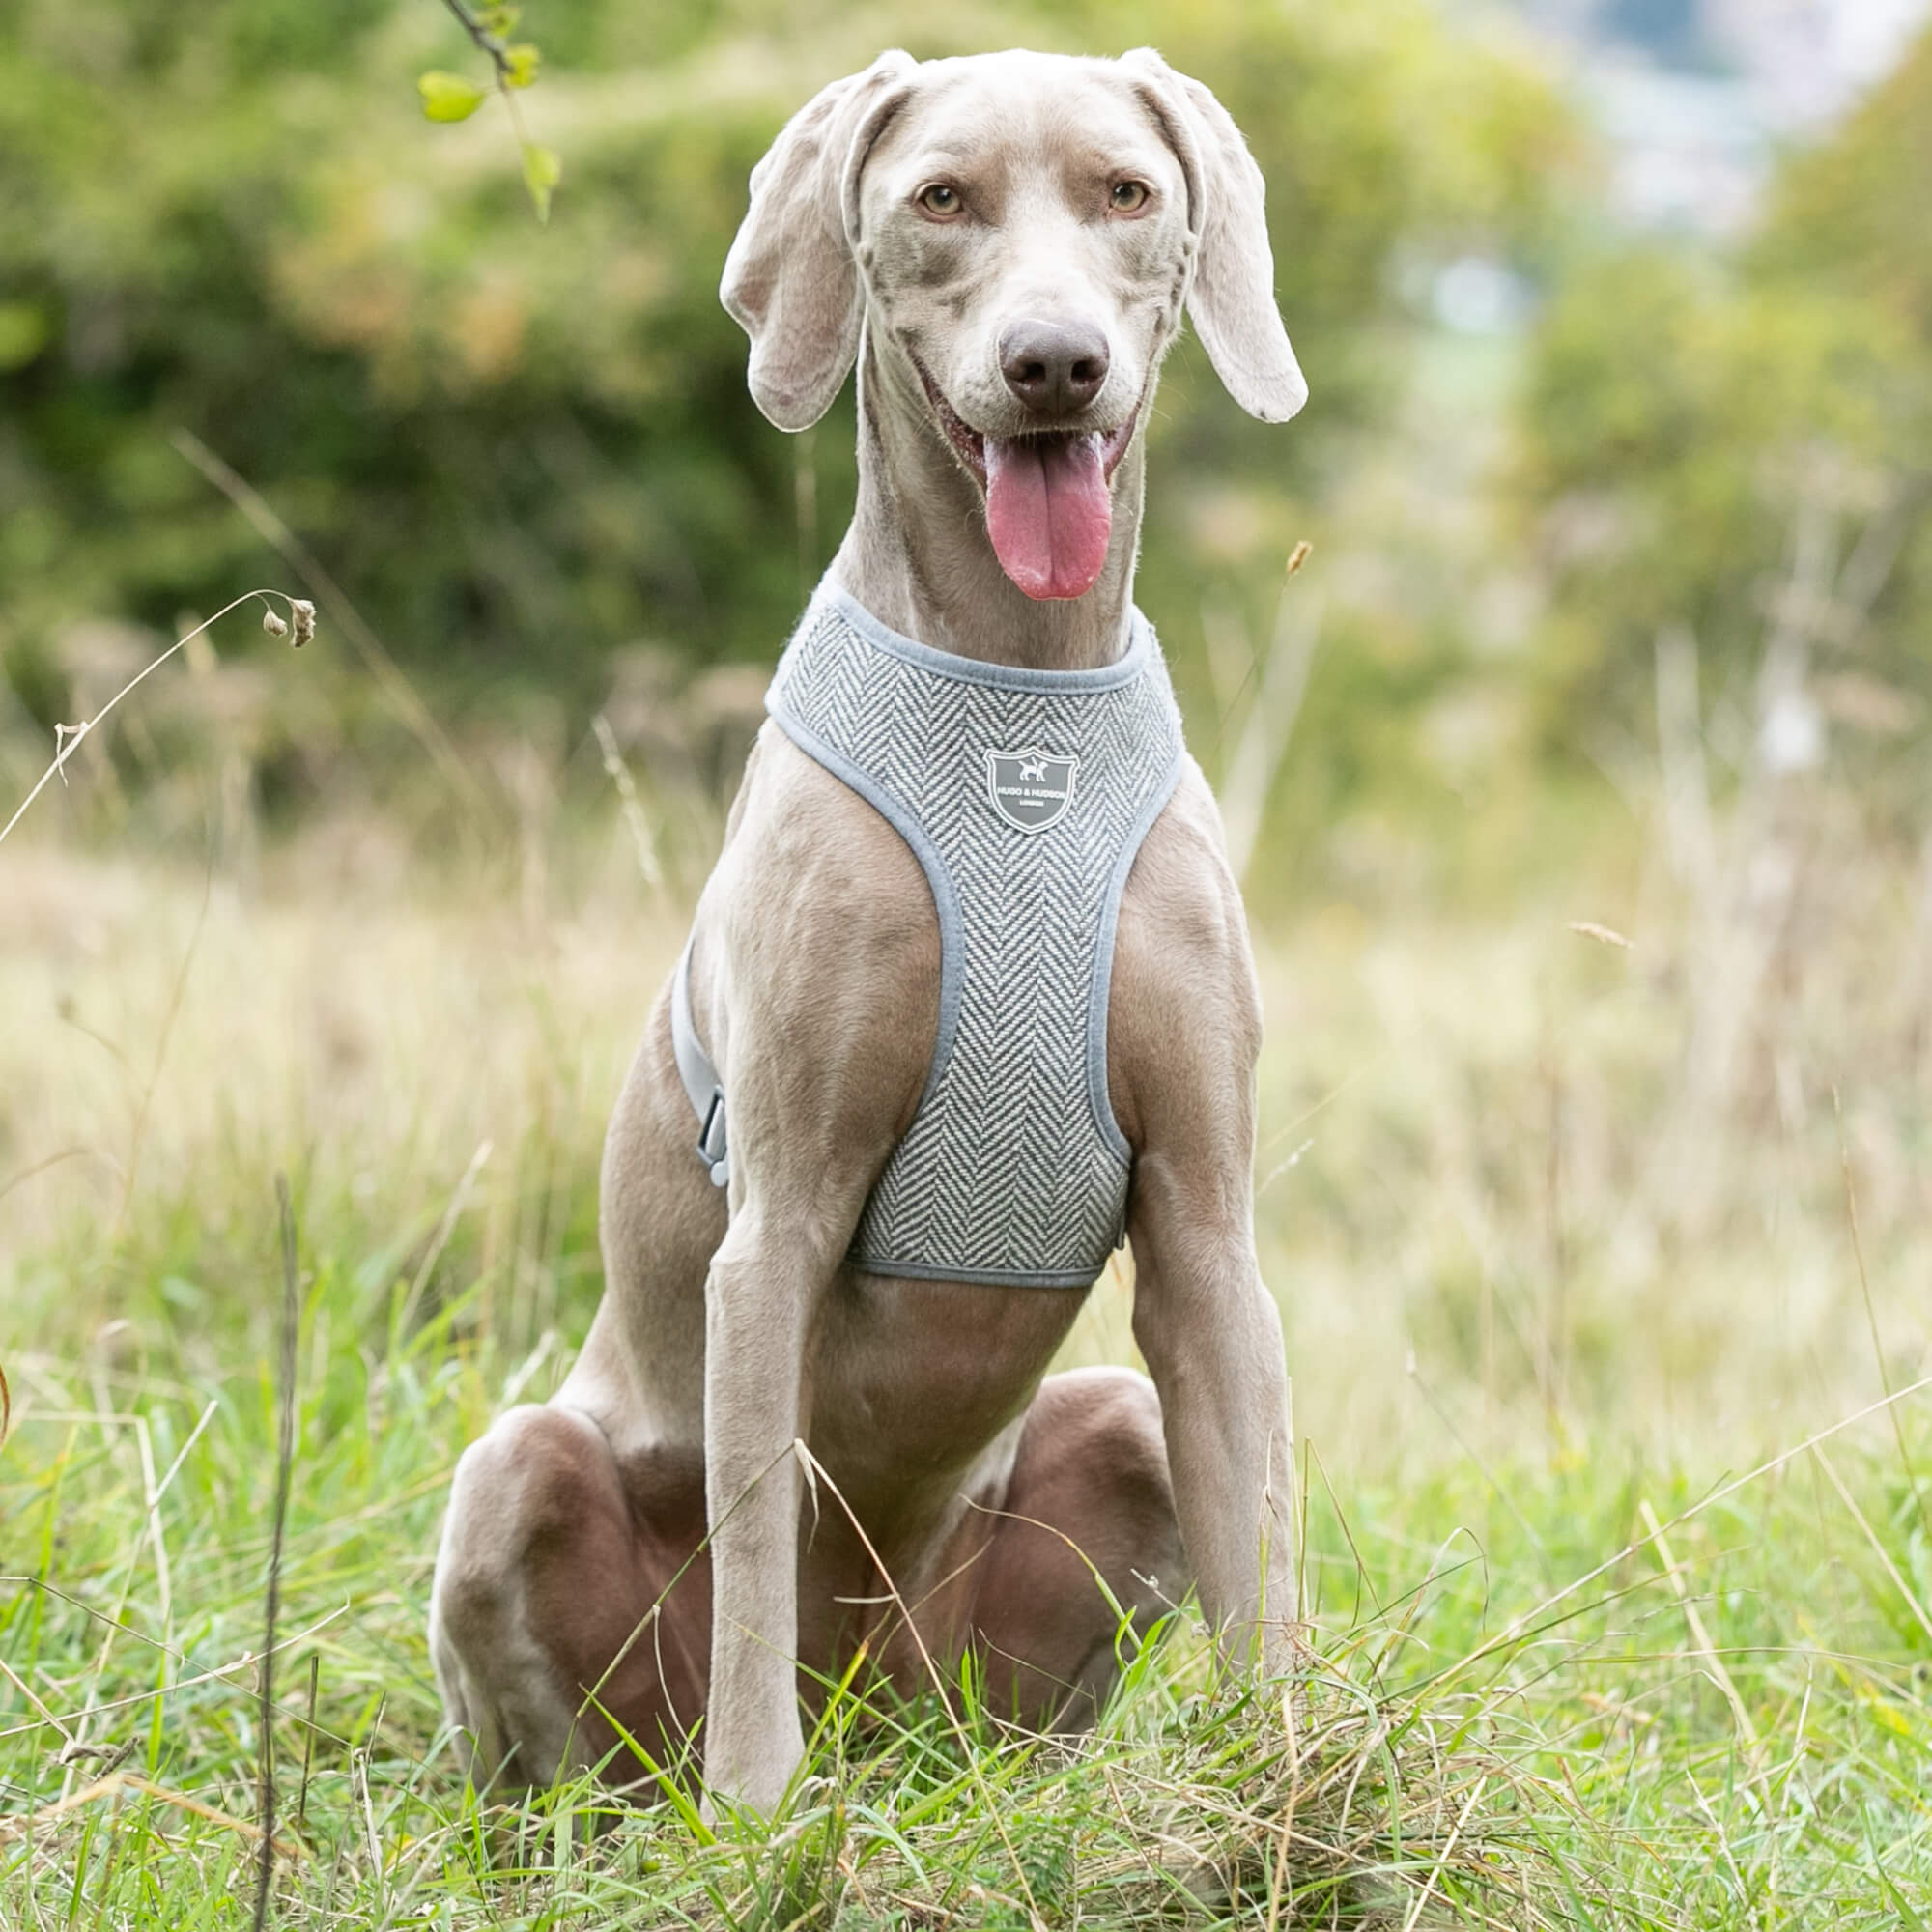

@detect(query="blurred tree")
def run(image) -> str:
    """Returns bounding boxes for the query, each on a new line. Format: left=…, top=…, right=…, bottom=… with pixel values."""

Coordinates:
left=0, top=0, right=1568, bottom=751
left=1513, top=27, right=1932, bottom=785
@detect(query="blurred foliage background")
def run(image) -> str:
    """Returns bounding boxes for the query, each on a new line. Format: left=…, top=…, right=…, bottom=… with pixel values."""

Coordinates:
left=2, top=0, right=1927, bottom=894
left=1518, top=31, right=1932, bottom=801
left=8, top=19, right=1932, bottom=1906
left=4, top=0, right=1932, bottom=1445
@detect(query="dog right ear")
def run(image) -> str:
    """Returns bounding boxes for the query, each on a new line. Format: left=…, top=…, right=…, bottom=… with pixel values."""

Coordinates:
left=721, top=52, right=916, bottom=432
left=1120, top=49, right=1308, bottom=426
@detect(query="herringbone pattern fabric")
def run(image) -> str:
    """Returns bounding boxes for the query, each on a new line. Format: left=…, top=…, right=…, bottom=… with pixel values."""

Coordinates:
left=768, top=592, right=1184, bottom=1286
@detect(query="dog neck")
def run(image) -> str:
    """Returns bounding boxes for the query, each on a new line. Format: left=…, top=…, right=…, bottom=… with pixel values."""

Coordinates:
left=828, top=333, right=1148, bottom=674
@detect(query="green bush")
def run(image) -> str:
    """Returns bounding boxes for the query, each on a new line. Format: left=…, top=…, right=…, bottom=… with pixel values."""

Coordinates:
left=0, top=0, right=1566, bottom=734
left=1513, top=27, right=1932, bottom=783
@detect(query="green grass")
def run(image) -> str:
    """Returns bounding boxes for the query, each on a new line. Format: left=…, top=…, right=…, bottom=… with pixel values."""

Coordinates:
left=4, top=1174, right=1929, bottom=1927
left=4, top=764, right=1931, bottom=1925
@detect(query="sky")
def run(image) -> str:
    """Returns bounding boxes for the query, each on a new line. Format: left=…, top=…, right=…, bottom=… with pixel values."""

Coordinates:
left=1514, top=0, right=1931, bottom=232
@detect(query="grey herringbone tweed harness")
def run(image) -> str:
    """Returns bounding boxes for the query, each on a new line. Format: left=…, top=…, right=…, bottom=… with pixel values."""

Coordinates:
left=671, top=581, right=1185, bottom=1287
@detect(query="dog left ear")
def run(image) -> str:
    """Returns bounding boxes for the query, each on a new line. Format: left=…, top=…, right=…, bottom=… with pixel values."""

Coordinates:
left=1121, top=50, right=1308, bottom=425
left=721, top=51, right=917, bottom=432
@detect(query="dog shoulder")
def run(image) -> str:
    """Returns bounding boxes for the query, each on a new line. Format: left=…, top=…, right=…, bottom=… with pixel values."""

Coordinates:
left=722, top=724, right=936, bottom=941
left=1121, top=759, right=1257, bottom=983
left=707, top=723, right=941, bottom=1063
left=1107, top=758, right=1264, bottom=1133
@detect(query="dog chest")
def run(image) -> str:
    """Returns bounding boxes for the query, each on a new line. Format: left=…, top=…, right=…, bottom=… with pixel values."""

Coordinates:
left=678, top=581, right=1186, bottom=1288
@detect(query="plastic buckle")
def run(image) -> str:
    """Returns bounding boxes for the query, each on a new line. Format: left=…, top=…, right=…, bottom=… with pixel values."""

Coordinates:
left=697, top=1089, right=729, bottom=1187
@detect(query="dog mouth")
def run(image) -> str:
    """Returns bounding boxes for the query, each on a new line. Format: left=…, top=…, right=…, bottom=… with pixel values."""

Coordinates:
left=913, top=359, right=1139, bottom=603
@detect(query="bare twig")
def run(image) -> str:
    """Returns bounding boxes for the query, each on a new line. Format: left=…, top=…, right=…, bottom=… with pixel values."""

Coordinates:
left=434, top=0, right=555, bottom=220
left=439, top=0, right=514, bottom=80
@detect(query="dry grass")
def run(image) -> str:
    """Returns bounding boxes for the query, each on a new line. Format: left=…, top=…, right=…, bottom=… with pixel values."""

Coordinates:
left=3, top=612, right=1932, bottom=1922
left=6, top=723, right=1928, bottom=1471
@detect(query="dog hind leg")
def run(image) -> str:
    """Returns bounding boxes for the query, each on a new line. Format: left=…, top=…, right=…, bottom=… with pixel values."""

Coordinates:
left=960, top=1364, right=1187, bottom=1731
left=429, top=1404, right=711, bottom=1794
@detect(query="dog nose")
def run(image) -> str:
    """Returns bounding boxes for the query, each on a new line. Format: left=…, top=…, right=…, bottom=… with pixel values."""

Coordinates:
left=998, top=318, right=1111, bottom=415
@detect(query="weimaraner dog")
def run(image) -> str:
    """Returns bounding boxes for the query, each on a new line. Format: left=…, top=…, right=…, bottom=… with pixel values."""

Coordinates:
left=430, top=45, right=1304, bottom=1818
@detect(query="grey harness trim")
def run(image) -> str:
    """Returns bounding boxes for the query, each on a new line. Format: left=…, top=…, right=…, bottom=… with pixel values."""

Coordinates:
left=671, top=581, right=1185, bottom=1286
left=671, top=936, right=729, bottom=1187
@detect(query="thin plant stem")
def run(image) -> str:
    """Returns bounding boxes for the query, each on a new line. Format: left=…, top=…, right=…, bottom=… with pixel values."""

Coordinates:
left=254, top=1174, right=301, bottom=1932
left=0, top=591, right=299, bottom=851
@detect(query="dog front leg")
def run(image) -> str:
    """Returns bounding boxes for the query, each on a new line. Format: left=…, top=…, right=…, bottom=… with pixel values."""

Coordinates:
left=700, top=1208, right=832, bottom=1818
left=1128, top=1160, right=1298, bottom=1680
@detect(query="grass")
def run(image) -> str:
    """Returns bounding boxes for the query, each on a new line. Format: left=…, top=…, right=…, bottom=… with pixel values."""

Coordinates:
left=3, top=669, right=1932, bottom=1923
left=3, top=1204, right=1928, bottom=1928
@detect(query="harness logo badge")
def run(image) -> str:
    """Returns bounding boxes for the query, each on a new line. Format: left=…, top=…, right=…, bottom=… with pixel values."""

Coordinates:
left=984, top=747, right=1079, bottom=833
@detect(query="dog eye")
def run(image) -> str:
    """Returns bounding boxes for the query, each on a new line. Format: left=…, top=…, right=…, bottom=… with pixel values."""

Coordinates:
left=1110, top=180, right=1151, bottom=213
left=918, top=183, right=963, bottom=216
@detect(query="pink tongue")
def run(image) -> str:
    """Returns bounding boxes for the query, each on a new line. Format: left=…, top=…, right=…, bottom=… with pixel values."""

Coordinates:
left=984, top=433, right=1112, bottom=600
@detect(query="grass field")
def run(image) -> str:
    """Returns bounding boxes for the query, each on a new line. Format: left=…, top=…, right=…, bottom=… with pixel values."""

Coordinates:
left=4, top=709, right=1932, bottom=1924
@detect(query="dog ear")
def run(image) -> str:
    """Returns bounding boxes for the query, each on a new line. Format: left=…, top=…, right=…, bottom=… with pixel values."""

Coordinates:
left=721, top=52, right=917, bottom=432
left=1121, top=50, right=1308, bottom=424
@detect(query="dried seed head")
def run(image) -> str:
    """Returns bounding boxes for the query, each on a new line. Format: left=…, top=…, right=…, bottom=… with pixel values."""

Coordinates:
left=289, top=599, right=317, bottom=648
left=262, top=607, right=289, bottom=637
left=1568, top=921, right=1634, bottom=950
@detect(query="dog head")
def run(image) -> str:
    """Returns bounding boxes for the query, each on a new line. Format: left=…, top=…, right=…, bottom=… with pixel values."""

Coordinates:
left=722, top=48, right=1306, bottom=600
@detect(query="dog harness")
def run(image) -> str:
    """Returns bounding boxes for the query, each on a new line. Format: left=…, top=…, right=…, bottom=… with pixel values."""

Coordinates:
left=671, top=581, right=1186, bottom=1287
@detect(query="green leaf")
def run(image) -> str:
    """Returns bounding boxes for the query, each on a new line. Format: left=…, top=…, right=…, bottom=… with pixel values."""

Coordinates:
left=0, top=301, right=49, bottom=371
left=417, top=71, right=487, bottom=123
left=503, top=43, right=541, bottom=89
left=520, top=141, right=561, bottom=222
left=481, top=4, right=521, bottom=33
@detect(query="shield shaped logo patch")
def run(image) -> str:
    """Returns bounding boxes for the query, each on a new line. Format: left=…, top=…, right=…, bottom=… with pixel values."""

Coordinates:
left=984, top=747, right=1079, bottom=833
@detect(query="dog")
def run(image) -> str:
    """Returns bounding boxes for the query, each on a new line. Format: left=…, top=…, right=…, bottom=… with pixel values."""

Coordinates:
left=429, top=45, right=1305, bottom=1819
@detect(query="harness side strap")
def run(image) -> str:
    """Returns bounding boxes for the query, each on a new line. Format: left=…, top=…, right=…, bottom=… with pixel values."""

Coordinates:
left=670, top=937, right=729, bottom=1187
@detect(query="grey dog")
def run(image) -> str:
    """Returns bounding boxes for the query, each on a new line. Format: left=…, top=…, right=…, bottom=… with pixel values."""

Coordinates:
left=430, top=44, right=1305, bottom=1818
